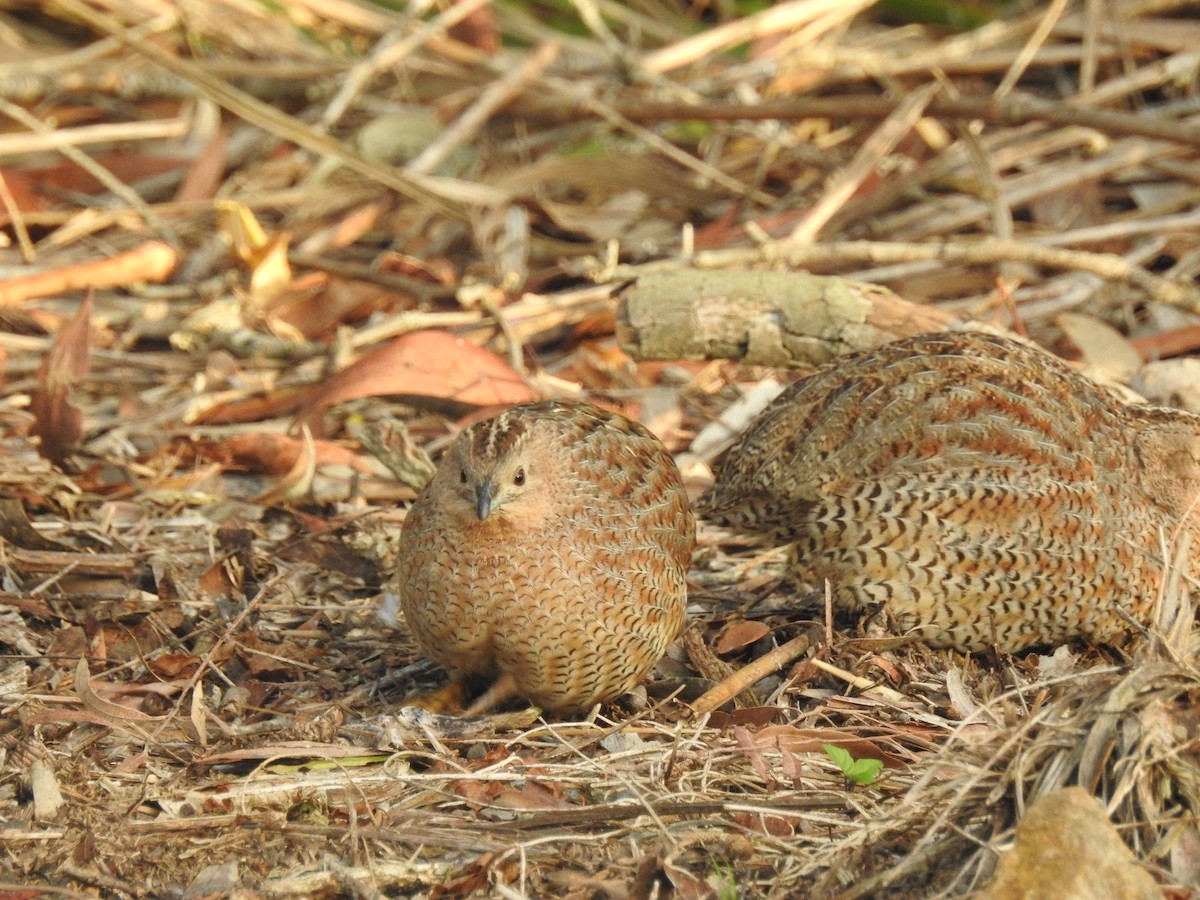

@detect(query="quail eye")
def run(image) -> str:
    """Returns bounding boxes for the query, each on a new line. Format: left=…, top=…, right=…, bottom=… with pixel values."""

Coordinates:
left=513, top=467, right=526, bottom=486
left=459, top=468, right=468, bottom=485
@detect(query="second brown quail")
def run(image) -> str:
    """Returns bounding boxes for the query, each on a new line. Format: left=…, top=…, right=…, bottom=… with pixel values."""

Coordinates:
left=698, top=332, right=1200, bottom=652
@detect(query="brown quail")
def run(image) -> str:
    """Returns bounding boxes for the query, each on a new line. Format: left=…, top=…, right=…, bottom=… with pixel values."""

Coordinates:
left=396, top=400, right=694, bottom=712
left=699, top=331, right=1200, bottom=653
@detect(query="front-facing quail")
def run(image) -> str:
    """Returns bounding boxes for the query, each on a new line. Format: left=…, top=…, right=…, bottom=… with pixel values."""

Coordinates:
left=396, top=400, right=694, bottom=712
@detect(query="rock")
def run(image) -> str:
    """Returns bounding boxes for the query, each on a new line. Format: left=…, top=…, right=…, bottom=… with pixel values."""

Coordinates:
left=982, top=786, right=1160, bottom=900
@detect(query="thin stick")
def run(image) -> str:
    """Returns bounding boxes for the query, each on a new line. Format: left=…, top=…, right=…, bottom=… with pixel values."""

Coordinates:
left=320, top=0, right=495, bottom=130
left=408, top=41, right=560, bottom=176
left=53, top=0, right=466, bottom=217
left=690, top=634, right=811, bottom=715
left=790, top=83, right=940, bottom=244
left=532, top=93, right=1200, bottom=148
left=807, top=658, right=908, bottom=704
left=0, top=169, right=34, bottom=264
left=0, top=98, right=176, bottom=242
left=612, top=237, right=1200, bottom=312
left=995, top=0, right=1070, bottom=99
left=639, top=0, right=875, bottom=74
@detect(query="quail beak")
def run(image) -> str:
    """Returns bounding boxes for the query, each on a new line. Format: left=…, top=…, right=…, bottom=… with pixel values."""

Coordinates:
left=475, top=476, right=495, bottom=521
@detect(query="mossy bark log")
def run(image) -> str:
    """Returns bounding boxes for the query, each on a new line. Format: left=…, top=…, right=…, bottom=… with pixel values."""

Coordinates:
left=618, top=270, right=959, bottom=366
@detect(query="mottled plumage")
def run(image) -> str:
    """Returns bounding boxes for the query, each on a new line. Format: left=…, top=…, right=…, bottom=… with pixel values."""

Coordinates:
left=396, top=400, right=694, bottom=711
left=699, top=332, right=1200, bottom=652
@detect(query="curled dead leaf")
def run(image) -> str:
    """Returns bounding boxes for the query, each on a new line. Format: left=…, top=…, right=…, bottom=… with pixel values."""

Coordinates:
left=253, top=425, right=317, bottom=506
left=74, top=656, right=161, bottom=724
left=30, top=295, right=91, bottom=466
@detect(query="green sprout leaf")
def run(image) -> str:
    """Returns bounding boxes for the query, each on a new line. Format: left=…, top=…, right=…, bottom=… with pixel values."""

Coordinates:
left=822, top=743, right=884, bottom=785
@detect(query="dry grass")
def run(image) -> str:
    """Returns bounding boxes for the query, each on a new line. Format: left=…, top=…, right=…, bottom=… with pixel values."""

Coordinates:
left=2, top=0, right=1200, bottom=896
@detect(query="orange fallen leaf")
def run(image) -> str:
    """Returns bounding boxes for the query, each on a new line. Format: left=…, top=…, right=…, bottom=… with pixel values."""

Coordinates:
left=706, top=706, right=785, bottom=729
left=198, top=556, right=245, bottom=604
left=146, top=653, right=202, bottom=679
left=1131, top=324, right=1200, bottom=360
left=191, top=431, right=377, bottom=476
left=296, top=201, right=388, bottom=255
left=0, top=242, right=177, bottom=306
left=0, top=168, right=45, bottom=224
left=192, top=385, right=311, bottom=425
left=731, top=810, right=795, bottom=837
left=271, top=276, right=396, bottom=338
left=714, top=619, right=772, bottom=654
left=253, top=425, right=317, bottom=506
left=492, top=782, right=573, bottom=811
left=295, top=330, right=534, bottom=434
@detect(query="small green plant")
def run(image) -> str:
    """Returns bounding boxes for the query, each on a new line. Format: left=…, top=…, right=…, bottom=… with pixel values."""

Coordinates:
left=710, top=859, right=739, bottom=900
left=822, top=744, right=884, bottom=785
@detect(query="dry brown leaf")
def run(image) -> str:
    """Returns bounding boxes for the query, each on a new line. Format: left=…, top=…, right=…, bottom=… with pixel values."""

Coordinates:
left=146, top=653, right=203, bottom=679
left=453, top=776, right=505, bottom=808
left=271, top=277, right=396, bottom=338
left=192, top=385, right=311, bottom=425
left=197, top=555, right=245, bottom=603
left=706, top=706, right=787, bottom=729
left=1056, top=312, right=1141, bottom=382
left=0, top=169, right=46, bottom=222
left=0, top=498, right=73, bottom=551
left=754, top=725, right=909, bottom=769
left=295, top=330, right=534, bottom=433
left=733, top=724, right=775, bottom=786
left=204, top=431, right=377, bottom=476
left=713, top=620, right=772, bottom=654
left=659, top=853, right=717, bottom=900
left=174, top=125, right=228, bottom=203
left=17, top=151, right=186, bottom=194
left=29, top=295, right=91, bottom=466
left=253, top=424, right=317, bottom=505
left=1131, top=324, right=1200, bottom=360
left=428, top=852, right=501, bottom=898
left=74, top=656, right=160, bottom=724
left=1030, top=181, right=1106, bottom=231
left=300, top=201, right=389, bottom=254
left=235, top=632, right=321, bottom=677
left=731, top=810, right=795, bottom=837
left=448, top=2, right=498, bottom=52
left=378, top=251, right=457, bottom=284
left=492, top=782, right=573, bottom=811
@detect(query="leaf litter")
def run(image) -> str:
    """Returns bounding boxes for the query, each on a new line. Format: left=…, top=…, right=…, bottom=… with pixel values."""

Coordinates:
left=1, top=0, right=1200, bottom=897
